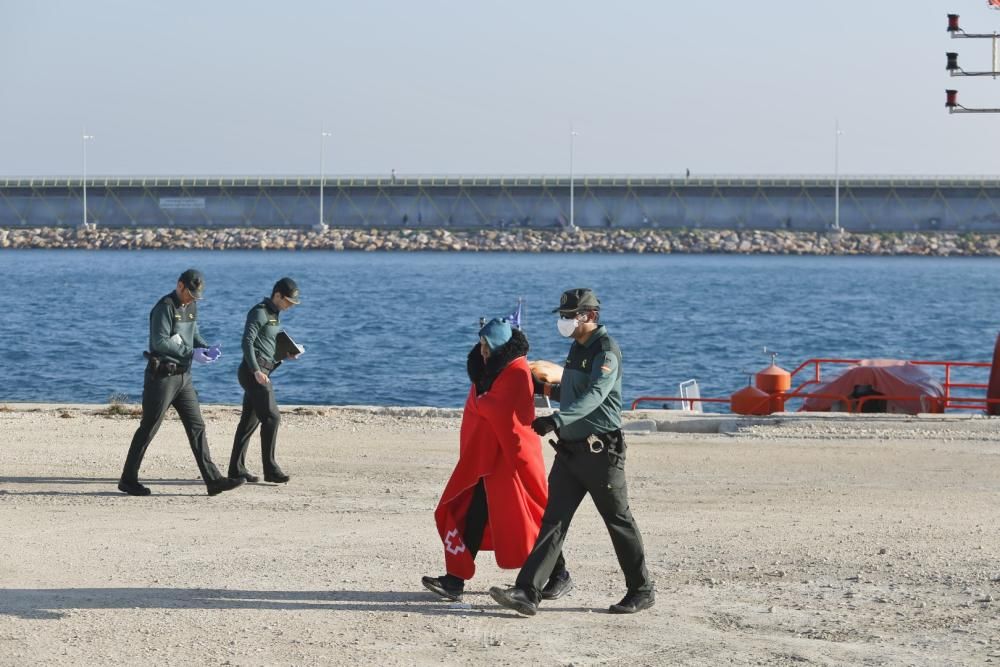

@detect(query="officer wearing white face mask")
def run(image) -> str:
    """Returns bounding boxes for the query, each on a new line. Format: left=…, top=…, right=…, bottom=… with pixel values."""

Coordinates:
left=489, top=288, right=654, bottom=617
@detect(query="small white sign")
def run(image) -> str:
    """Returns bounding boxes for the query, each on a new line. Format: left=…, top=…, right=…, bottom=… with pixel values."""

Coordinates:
left=159, top=197, right=206, bottom=210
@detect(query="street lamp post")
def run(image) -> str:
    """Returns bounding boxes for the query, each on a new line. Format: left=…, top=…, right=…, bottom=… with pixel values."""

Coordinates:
left=834, top=120, right=843, bottom=231
left=319, top=129, right=332, bottom=228
left=569, top=125, right=578, bottom=229
left=82, top=131, right=94, bottom=227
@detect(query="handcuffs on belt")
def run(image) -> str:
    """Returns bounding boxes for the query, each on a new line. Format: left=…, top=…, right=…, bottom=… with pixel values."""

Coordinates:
left=548, top=433, right=611, bottom=457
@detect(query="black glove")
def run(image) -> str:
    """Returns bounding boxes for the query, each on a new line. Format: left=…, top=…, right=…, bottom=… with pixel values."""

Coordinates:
left=532, top=374, right=545, bottom=395
left=531, top=415, right=558, bottom=436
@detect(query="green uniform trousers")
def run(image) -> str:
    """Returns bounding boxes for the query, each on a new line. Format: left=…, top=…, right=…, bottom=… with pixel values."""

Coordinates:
left=228, top=361, right=282, bottom=478
left=121, top=368, right=224, bottom=486
left=515, top=432, right=652, bottom=602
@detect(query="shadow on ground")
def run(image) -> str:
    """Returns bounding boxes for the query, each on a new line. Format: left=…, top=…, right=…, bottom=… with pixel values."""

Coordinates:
left=0, top=588, right=597, bottom=620
left=0, top=477, right=209, bottom=497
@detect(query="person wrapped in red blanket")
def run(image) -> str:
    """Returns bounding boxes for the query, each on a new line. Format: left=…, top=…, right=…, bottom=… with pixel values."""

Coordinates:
left=422, top=318, right=569, bottom=602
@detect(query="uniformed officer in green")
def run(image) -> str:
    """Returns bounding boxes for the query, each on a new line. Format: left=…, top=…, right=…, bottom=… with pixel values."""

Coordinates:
left=490, top=288, right=655, bottom=616
left=227, top=277, right=301, bottom=484
left=119, top=269, right=245, bottom=497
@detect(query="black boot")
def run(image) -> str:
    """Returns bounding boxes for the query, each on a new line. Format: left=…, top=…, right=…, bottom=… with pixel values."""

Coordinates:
left=541, top=570, right=573, bottom=600
left=489, top=586, right=538, bottom=616
left=421, top=575, right=464, bottom=601
left=206, top=477, right=245, bottom=496
left=264, top=468, right=290, bottom=484
left=609, top=589, right=655, bottom=614
left=117, top=479, right=151, bottom=496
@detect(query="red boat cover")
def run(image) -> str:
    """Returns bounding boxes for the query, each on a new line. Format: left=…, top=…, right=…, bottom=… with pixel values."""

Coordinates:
left=433, top=356, right=548, bottom=580
left=801, top=359, right=945, bottom=414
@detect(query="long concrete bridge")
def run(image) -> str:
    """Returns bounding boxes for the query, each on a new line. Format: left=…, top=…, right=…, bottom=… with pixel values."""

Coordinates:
left=3, top=175, right=1000, bottom=232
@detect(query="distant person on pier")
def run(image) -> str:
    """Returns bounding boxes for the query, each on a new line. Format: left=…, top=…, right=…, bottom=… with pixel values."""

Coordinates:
left=118, top=269, right=243, bottom=497
left=422, top=318, right=570, bottom=602
left=228, top=277, right=303, bottom=485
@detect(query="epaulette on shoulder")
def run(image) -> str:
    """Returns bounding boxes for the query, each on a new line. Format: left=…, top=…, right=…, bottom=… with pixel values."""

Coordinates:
left=597, top=334, right=621, bottom=361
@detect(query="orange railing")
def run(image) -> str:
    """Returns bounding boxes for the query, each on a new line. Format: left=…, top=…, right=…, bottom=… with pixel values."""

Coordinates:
left=787, top=358, right=991, bottom=411
left=631, top=357, right=993, bottom=414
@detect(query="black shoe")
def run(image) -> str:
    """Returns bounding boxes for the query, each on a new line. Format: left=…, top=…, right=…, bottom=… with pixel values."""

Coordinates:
left=421, top=575, right=464, bottom=602
left=264, top=471, right=290, bottom=484
left=489, top=586, right=538, bottom=617
left=117, top=480, right=151, bottom=496
left=541, top=571, right=573, bottom=600
left=206, top=477, right=245, bottom=496
left=229, top=470, right=260, bottom=483
left=609, top=589, right=655, bottom=614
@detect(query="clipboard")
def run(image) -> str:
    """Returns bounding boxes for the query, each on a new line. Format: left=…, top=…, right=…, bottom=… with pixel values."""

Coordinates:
left=275, top=330, right=304, bottom=360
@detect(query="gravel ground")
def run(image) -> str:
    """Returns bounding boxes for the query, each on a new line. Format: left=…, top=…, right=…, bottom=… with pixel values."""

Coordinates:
left=1, top=405, right=998, bottom=666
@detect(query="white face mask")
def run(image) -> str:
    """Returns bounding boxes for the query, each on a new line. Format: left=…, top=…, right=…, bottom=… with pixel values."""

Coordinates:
left=557, top=316, right=579, bottom=337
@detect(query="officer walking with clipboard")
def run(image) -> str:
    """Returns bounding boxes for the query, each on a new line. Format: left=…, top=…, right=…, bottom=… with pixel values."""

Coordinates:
left=228, top=277, right=303, bottom=484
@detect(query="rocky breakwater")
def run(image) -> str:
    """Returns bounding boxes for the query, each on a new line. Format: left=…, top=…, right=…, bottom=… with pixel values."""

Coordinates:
left=3, top=226, right=1000, bottom=255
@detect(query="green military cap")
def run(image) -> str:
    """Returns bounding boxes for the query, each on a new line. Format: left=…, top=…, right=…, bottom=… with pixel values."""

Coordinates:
left=553, top=288, right=600, bottom=314
left=179, top=268, right=205, bottom=300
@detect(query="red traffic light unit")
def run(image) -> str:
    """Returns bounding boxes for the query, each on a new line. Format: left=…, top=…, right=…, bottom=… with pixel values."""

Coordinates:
left=945, top=12, right=1000, bottom=112
left=945, top=88, right=1000, bottom=113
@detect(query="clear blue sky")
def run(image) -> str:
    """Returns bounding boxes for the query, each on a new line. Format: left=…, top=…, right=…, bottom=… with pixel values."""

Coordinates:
left=3, top=0, right=1000, bottom=176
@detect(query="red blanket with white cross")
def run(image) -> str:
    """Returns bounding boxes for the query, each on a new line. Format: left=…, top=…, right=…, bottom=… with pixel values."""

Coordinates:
left=433, top=356, right=548, bottom=580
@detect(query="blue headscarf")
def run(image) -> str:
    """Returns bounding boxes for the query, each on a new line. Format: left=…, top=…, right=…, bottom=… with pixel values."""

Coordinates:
left=479, top=318, right=513, bottom=352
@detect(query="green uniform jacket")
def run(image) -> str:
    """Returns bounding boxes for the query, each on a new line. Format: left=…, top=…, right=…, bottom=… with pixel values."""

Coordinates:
left=148, top=291, right=208, bottom=365
left=241, top=298, right=281, bottom=372
left=550, top=325, right=623, bottom=441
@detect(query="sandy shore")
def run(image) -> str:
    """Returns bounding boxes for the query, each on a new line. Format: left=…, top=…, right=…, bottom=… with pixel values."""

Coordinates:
left=1, top=404, right=998, bottom=666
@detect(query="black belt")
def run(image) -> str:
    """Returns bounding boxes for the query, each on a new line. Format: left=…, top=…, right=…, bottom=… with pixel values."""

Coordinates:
left=242, top=357, right=277, bottom=373
left=255, top=356, right=278, bottom=372
left=552, top=429, right=623, bottom=455
left=146, top=358, right=189, bottom=377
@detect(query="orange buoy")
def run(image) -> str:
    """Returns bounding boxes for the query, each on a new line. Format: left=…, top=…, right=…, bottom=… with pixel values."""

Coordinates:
left=755, top=362, right=791, bottom=394
left=756, top=360, right=791, bottom=413
left=730, top=385, right=771, bottom=415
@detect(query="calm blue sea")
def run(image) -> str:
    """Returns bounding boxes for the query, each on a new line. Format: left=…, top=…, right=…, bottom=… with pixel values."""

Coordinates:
left=2, top=250, right=998, bottom=409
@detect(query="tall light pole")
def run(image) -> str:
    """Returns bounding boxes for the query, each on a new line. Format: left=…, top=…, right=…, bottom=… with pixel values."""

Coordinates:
left=319, top=129, right=332, bottom=227
left=569, top=125, right=578, bottom=229
left=82, top=131, right=95, bottom=227
left=833, top=120, right=843, bottom=231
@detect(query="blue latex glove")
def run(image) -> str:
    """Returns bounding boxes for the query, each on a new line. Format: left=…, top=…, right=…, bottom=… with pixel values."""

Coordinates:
left=206, top=344, right=223, bottom=361
left=192, top=348, right=214, bottom=364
